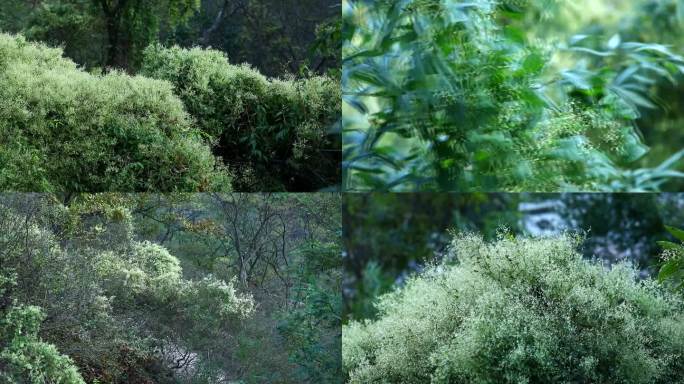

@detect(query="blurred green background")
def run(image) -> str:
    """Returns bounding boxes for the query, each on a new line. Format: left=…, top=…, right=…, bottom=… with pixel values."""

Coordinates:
left=343, top=0, right=684, bottom=191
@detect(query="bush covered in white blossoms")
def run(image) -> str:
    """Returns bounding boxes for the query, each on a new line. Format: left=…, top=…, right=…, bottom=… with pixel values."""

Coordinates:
left=343, top=234, right=684, bottom=384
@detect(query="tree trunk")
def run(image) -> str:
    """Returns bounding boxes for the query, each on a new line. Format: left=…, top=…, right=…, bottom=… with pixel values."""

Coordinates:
left=200, top=0, right=228, bottom=46
left=200, top=0, right=247, bottom=46
left=105, top=18, right=120, bottom=68
left=239, top=254, right=248, bottom=287
left=99, top=0, right=128, bottom=69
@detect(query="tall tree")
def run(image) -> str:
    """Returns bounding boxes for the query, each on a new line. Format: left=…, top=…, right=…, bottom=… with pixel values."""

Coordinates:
left=25, top=0, right=199, bottom=70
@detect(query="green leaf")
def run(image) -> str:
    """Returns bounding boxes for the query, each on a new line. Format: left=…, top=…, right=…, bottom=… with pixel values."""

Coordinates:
left=658, top=260, right=681, bottom=282
left=343, top=96, right=368, bottom=114
left=657, top=240, right=684, bottom=253
left=654, top=149, right=684, bottom=172
left=617, top=126, right=649, bottom=162
left=569, top=34, right=589, bottom=45
left=614, top=65, right=638, bottom=85
left=561, top=71, right=591, bottom=90
left=569, top=46, right=615, bottom=57
left=611, top=87, right=657, bottom=109
left=665, top=225, right=684, bottom=242
left=522, top=52, right=545, bottom=73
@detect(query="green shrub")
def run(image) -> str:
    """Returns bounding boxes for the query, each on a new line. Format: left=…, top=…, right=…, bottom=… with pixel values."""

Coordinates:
left=1, top=271, right=85, bottom=384
left=278, top=241, right=343, bottom=383
left=0, top=305, right=86, bottom=384
left=343, top=234, right=684, bottom=383
left=140, top=44, right=341, bottom=191
left=0, top=33, right=231, bottom=192
left=0, top=200, right=255, bottom=382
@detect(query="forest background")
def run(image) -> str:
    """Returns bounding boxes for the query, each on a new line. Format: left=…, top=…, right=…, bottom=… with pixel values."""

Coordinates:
left=0, top=0, right=340, bottom=76
left=1, top=193, right=342, bottom=383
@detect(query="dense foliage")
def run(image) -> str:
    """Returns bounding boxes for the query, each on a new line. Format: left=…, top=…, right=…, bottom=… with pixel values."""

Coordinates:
left=135, top=193, right=343, bottom=383
left=278, top=242, right=342, bottom=383
left=343, top=193, right=683, bottom=321
left=343, top=0, right=684, bottom=191
left=582, top=1, right=684, bottom=191
left=658, top=225, right=684, bottom=292
left=0, top=34, right=231, bottom=192
left=0, top=0, right=341, bottom=192
left=141, top=45, right=341, bottom=191
left=0, top=302, right=85, bottom=383
left=0, top=0, right=339, bottom=75
left=166, top=0, right=341, bottom=77
left=343, top=234, right=684, bottom=383
left=20, top=0, right=200, bottom=70
left=0, top=195, right=253, bottom=382
left=0, top=193, right=341, bottom=383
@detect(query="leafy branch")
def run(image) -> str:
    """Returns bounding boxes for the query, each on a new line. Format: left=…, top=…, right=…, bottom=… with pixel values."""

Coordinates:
left=658, top=225, right=684, bottom=291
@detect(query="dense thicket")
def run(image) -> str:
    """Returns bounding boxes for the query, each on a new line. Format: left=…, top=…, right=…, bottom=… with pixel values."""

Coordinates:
left=0, top=302, right=85, bottom=383
left=0, top=195, right=253, bottom=382
left=134, top=193, right=342, bottom=382
left=279, top=242, right=343, bottom=383
left=343, top=234, right=684, bottom=383
left=141, top=45, right=341, bottom=191
left=0, top=0, right=341, bottom=192
left=0, top=193, right=341, bottom=383
left=343, top=0, right=684, bottom=191
left=0, top=34, right=231, bottom=192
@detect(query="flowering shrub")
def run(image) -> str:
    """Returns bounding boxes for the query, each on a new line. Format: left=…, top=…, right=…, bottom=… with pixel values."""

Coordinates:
left=1, top=270, right=84, bottom=383
left=0, top=33, right=231, bottom=192
left=141, top=44, right=341, bottom=191
left=343, top=234, right=684, bottom=383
